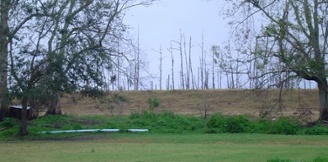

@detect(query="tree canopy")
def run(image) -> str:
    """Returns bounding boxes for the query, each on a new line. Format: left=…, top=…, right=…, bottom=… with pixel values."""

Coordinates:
left=0, top=0, right=154, bottom=135
left=224, top=0, right=328, bottom=121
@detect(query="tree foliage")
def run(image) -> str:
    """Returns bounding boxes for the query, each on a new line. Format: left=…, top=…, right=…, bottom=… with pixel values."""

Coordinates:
left=224, top=0, right=328, bottom=121
left=1, top=0, right=155, bottom=135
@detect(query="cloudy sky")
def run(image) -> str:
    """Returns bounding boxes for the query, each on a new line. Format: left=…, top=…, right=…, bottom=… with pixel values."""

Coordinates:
left=122, top=0, right=315, bottom=90
left=125, top=0, right=229, bottom=48
left=123, top=0, right=231, bottom=89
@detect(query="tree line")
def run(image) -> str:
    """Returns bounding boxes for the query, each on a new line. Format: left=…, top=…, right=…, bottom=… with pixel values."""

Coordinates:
left=112, top=31, right=314, bottom=91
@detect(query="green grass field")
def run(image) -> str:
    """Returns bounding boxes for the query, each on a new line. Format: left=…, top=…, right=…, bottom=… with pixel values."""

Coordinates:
left=1, top=133, right=328, bottom=162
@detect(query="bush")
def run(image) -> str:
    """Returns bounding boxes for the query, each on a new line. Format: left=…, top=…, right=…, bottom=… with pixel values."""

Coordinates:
left=206, top=113, right=250, bottom=133
left=80, top=86, right=105, bottom=98
left=247, top=120, right=271, bottom=133
left=128, top=111, right=204, bottom=133
left=267, top=117, right=300, bottom=135
left=206, top=114, right=302, bottom=134
left=148, top=97, right=160, bottom=111
left=29, top=115, right=71, bottom=129
left=313, top=157, right=328, bottom=162
left=302, top=124, right=328, bottom=135
left=0, top=128, right=18, bottom=138
left=267, top=158, right=292, bottom=162
left=0, top=117, right=17, bottom=128
left=0, top=118, right=19, bottom=138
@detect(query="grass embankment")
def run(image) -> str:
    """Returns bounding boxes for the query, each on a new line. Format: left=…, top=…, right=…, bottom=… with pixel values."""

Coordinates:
left=60, top=89, right=319, bottom=119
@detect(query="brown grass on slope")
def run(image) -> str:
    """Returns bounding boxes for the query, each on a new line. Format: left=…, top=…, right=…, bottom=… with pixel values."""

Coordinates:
left=60, top=89, right=319, bottom=120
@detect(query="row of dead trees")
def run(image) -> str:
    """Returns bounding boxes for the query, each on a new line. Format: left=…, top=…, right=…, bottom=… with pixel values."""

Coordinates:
left=103, top=31, right=315, bottom=91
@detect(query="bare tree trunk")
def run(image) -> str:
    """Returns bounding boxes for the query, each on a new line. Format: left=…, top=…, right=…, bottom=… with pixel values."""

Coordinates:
left=19, top=97, right=28, bottom=136
left=235, top=59, right=240, bottom=89
left=212, top=49, right=215, bottom=89
left=135, top=28, right=140, bottom=90
left=117, top=42, right=121, bottom=90
left=0, top=0, right=10, bottom=120
left=318, top=82, right=328, bottom=121
left=179, top=34, right=184, bottom=89
left=200, top=34, right=205, bottom=89
left=218, top=69, right=221, bottom=89
left=188, top=37, right=195, bottom=89
left=169, top=42, right=175, bottom=90
left=217, top=50, right=222, bottom=89
left=200, top=58, right=203, bottom=89
left=230, top=65, right=235, bottom=89
left=159, top=46, right=163, bottom=90
left=45, top=94, right=61, bottom=115
left=183, top=35, right=189, bottom=89
left=250, top=60, right=254, bottom=89
left=226, top=72, right=230, bottom=89
left=205, top=69, right=209, bottom=89
left=150, top=81, right=153, bottom=90
left=197, top=67, right=200, bottom=89
left=167, top=74, right=170, bottom=90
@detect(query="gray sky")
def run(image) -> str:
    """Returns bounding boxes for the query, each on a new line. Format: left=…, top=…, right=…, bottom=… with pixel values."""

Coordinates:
left=125, top=0, right=229, bottom=49
left=122, top=0, right=315, bottom=90
left=123, top=0, right=229, bottom=89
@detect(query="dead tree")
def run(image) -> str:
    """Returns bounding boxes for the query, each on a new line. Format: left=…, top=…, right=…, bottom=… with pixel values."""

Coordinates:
left=159, top=45, right=163, bottom=90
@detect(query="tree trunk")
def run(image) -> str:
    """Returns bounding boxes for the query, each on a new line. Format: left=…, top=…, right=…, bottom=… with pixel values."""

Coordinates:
left=170, top=42, right=175, bottom=90
left=179, top=37, right=184, bottom=90
left=318, top=82, right=328, bottom=121
left=45, top=95, right=62, bottom=115
left=19, top=98, right=28, bottom=136
left=0, top=0, right=10, bottom=120
left=159, top=46, right=163, bottom=90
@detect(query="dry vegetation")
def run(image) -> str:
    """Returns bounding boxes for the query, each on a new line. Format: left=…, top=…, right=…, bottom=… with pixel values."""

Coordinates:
left=59, top=89, right=319, bottom=121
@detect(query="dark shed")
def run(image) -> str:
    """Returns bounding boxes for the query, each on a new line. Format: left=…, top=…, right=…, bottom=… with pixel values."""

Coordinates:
left=9, top=105, right=33, bottom=120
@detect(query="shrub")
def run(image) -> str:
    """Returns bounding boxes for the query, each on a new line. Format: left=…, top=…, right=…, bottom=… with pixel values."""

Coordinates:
left=80, top=86, right=105, bottom=98
left=148, top=97, right=160, bottom=111
left=0, top=118, right=19, bottom=138
left=206, top=114, right=302, bottom=134
left=247, top=120, right=271, bottom=134
left=128, top=111, right=204, bottom=133
left=128, top=111, right=157, bottom=128
left=313, top=157, right=328, bottom=162
left=206, top=113, right=250, bottom=133
left=0, top=128, right=18, bottom=138
left=267, top=158, right=292, bottom=162
left=302, top=124, right=328, bottom=135
left=267, top=117, right=300, bottom=135
left=29, top=115, right=72, bottom=129
left=0, top=117, right=17, bottom=128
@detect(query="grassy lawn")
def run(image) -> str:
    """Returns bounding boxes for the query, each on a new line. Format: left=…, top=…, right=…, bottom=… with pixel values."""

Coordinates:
left=0, top=133, right=327, bottom=162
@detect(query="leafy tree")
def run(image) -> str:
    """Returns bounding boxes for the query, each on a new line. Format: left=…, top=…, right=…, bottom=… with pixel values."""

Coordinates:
left=3, top=0, right=154, bottom=136
left=225, top=0, right=328, bottom=121
left=1, top=1, right=43, bottom=120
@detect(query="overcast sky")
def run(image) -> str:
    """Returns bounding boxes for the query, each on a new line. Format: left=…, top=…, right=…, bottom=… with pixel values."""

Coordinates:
left=125, top=0, right=228, bottom=48
left=123, top=0, right=231, bottom=89
left=122, top=0, right=315, bottom=90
